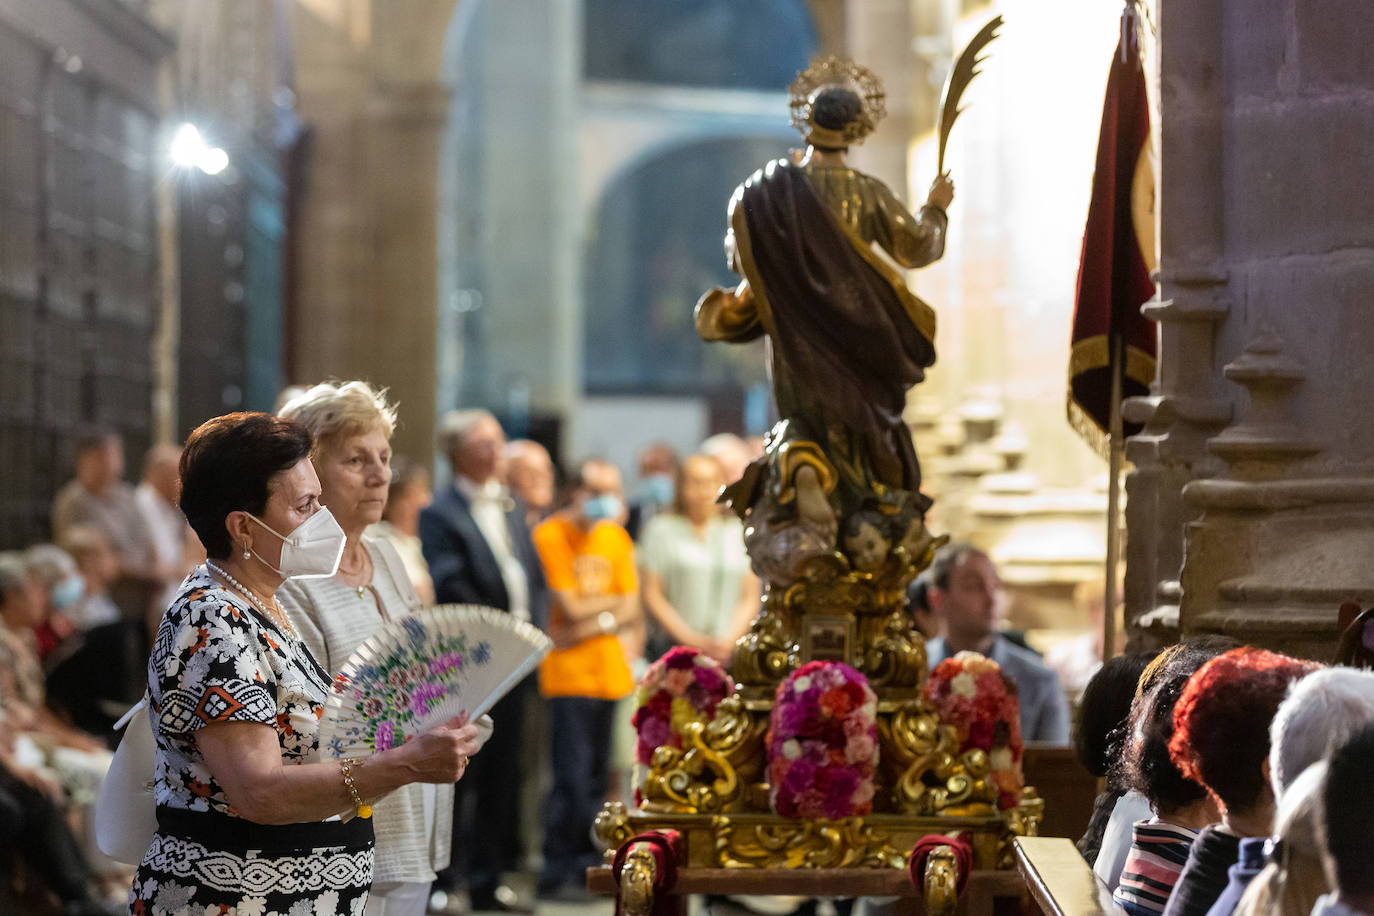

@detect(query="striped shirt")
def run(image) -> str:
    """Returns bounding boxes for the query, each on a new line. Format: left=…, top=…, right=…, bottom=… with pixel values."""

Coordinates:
left=1114, top=818, right=1199, bottom=915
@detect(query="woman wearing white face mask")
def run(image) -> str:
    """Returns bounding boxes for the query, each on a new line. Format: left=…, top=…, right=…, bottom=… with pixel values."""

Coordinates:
left=129, top=412, right=482, bottom=916
left=277, top=382, right=487, bottom=916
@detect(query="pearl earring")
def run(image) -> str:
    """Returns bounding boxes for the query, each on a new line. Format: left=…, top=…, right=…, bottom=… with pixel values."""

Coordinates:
left=242, top=548, right=251, bottom=559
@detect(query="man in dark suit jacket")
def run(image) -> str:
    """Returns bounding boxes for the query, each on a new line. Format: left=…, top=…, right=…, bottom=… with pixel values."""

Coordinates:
left=421, top=409, right=549, bottom=911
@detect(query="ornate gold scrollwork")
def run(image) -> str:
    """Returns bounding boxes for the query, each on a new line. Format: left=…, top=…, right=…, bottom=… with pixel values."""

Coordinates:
left=639, top=700, right=768, bottom=814
left=732, top=601, right=799, bottom=687
left=859, top=609, right=927, bottom=689
left=879, top=702, right=1004, bottom=815
left=922, top=845, right=958, bottom=916
left=712, top=815, right=907, bottom=870
left=619, top=841, right=660, bottom=916
left=594, top=801, right=634, bottom=859
left=881, top=700, right=957, bottom=814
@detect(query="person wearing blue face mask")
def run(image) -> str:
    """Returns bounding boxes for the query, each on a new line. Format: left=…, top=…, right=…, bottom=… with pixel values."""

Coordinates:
left=531, top=458, right=643, bottom=902
left=625, top=442, right=678, bottom=541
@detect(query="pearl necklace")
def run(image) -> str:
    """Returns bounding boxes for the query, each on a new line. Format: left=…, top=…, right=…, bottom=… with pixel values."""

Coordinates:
left=206, top=560, right=300, bottom=640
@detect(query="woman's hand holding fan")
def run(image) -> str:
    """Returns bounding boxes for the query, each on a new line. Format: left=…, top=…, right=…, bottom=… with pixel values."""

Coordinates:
left=391, top=713, right=483, bottom=782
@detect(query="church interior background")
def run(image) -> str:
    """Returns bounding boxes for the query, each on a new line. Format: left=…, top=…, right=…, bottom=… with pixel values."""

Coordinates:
left=0, top=0, right=1149, bottom=649
left=2, top=0, right=1372, bottom=902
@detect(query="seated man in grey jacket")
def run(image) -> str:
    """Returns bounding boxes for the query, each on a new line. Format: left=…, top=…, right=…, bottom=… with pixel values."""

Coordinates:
left=925, top=542, right=1071, bottom=744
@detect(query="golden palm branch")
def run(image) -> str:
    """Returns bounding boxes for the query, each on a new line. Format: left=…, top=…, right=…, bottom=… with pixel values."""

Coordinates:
left=936, top=14, right=1004, bottom=175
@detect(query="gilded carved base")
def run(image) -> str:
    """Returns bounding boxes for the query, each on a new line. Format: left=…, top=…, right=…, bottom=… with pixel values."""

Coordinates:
left=594, top=805, right=1039, bottom=873
left=608, top=684, right=1044, bottom=871
left=612, top=495, right=1042, bottom=912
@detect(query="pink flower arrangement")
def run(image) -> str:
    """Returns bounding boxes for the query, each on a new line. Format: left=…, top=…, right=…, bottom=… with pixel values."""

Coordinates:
left=766, top=661, right=879, bottom=819
left=631, top=647, right=734, bottom=769
left=923, top=651, right=1024, bottom=809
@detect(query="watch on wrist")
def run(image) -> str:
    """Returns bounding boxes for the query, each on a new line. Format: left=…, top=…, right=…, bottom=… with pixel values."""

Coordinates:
left=597, top=610, right=617, bottom=635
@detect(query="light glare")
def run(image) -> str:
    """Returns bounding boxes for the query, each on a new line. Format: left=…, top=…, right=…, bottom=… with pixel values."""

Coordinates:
left=170, top=122, right=230, bottom=174
left=169, top=123, right=204, bottom=167
left=197, top=147, right=229, bottom=175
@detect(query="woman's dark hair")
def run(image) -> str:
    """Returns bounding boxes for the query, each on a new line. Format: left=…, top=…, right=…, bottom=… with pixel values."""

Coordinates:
left=1113, top=638, right=1240, bottom=813
left=1323, top=722, right=1374, bottom=898
left=1075, top=650, right=1159, bottom=780
left=179, top=412, right=313, bottom=559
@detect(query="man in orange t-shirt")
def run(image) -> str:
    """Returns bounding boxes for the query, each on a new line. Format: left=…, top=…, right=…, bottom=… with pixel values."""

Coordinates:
left=532, top=458, right=641, bottom=901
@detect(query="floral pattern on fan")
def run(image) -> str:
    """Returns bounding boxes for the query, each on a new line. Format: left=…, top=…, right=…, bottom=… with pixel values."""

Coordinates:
left=321, top=605, right=551, bottom=760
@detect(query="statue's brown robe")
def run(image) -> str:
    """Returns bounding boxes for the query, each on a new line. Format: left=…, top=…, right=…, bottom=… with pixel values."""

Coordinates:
left=697, top=158, right=947, bottom=506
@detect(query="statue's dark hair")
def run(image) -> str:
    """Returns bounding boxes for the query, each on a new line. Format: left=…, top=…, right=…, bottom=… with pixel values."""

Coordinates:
left=812, top=88, right=863, bottom=133
left=841, top=507, right=889, bottom=541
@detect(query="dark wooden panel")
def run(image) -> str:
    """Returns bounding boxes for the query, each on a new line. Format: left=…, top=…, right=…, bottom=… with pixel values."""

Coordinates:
left=0, top=14, right=159, bottom=548
left=1020, top=745, right=1099, bottom=843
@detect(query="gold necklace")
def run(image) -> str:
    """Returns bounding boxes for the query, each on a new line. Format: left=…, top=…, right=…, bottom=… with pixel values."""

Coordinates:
left=337, top=546, right=372, bottom=600
left=206, top=561, right=300, bottom=640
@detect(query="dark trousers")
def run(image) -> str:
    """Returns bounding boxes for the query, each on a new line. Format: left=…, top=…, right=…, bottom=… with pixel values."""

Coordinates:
left=0, top=764, right=94, bottom=906
left=539, top=695, right=616, bottom=889
left=437, top=675, right=535, bottom=895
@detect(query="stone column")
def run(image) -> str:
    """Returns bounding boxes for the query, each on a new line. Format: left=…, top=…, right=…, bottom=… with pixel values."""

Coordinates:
left=1154, top=0, right=1374, bottom=658
left=844, top=0, right=918, bottom=190
left=361, top=80, right=450, bottom=462
left=290, top=0, right=459, bottom=462
left=1121, top=0, right=1233, bottom=645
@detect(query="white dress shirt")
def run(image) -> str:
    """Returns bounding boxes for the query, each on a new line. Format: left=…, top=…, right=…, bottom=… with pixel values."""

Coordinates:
left=455, top=475, right=530, bottom=621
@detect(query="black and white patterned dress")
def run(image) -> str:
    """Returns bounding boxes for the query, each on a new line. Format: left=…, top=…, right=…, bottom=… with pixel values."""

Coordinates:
left=128, top=567, right=374, bottom=916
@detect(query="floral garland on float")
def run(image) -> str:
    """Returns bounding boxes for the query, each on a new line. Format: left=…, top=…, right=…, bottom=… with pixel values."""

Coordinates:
left=766, top=661, right=880, bottom=819
left=922, top=650, right=1024, bottom=810
left=631, top=647, right=735, bottom=771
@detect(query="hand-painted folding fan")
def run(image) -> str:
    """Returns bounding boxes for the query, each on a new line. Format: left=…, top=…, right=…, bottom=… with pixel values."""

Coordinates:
left=320, top=604, right=551, bottom=760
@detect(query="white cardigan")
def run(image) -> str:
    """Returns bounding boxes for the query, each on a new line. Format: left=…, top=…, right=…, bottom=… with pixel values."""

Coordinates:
left=279, top=536, right=454, bottom=886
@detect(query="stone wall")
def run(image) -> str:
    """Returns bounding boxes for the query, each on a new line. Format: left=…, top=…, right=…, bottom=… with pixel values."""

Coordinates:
left=1129, top=0, right=1374, bottom=658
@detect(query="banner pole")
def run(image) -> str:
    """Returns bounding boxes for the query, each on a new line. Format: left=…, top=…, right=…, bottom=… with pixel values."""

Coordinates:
left=1104, top=331, right=1125, bottom=661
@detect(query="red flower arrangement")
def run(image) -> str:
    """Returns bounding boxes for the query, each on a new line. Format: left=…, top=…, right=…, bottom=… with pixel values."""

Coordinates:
left=631, top=647, right=734, bottom=768
left=766, top=661, right=879, bottom=819
left=923, top=651, right=1024, bottom=809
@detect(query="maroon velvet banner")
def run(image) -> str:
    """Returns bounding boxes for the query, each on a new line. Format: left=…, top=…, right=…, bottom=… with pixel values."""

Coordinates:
left=1068, top=28, right=1158, bottom=453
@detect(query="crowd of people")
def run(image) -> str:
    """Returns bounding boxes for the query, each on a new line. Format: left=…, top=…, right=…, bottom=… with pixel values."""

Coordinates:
left=3, top=388, right=1372, bottom=916
left=1075, top=639, right=1374, bottom=916
left=0, top=389, right=774, bottom=915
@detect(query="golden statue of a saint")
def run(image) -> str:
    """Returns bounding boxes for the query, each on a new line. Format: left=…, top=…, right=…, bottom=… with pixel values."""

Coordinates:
left=696, top=57, right=953, bottom=586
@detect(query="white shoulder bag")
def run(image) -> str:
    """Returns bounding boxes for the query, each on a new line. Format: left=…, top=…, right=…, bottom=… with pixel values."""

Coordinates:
left=94, top=695, right=158, bottom=865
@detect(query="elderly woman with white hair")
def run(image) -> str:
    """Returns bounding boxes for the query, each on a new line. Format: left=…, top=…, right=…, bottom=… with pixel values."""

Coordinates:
left=278, top=381, right=486, bottom=916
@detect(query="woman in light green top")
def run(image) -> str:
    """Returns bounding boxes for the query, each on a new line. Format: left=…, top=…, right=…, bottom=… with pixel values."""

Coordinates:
left=638, top=454, right=759, bottom=665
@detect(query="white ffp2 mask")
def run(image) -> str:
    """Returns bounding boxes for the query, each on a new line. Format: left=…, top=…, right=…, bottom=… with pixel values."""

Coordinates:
left=248, top=508, right=347, bottom=579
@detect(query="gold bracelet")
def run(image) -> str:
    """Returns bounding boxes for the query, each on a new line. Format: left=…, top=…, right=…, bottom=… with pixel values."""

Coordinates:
left=338, top=758, right=372, bottom=818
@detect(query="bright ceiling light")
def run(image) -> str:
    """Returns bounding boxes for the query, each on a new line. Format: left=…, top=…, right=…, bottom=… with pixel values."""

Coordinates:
left=170, top=122, right=204, bottom=168
left=197, top=146, right=229, bottom=175
left=170, top=122, right=230, bottom=174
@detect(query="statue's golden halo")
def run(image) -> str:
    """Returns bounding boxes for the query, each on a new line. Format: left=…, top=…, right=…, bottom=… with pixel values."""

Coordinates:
left=787, top=56, right=887, bottom=148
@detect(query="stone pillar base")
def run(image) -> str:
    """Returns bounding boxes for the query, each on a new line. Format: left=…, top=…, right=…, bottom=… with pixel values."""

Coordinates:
left=1179, top=478, right=1374, bottom=660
